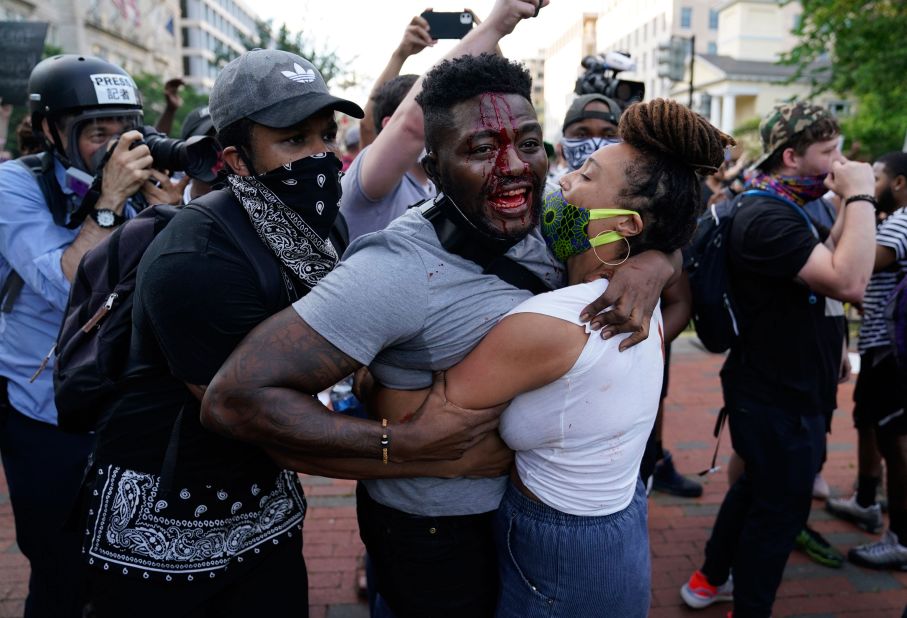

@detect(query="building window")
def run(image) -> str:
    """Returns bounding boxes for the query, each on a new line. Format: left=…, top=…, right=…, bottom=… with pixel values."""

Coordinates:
left=709, top=9, right=718, bottom=29
left=827, top=100, right=852, bottom=116
left=793, top=14, right=802, bottom=30
left=707, top=41, right=717, bottom=54
left=681, top=7, right=692, bottom=29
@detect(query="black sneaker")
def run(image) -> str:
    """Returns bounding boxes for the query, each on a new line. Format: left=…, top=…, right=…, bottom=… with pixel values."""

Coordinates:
left=653, top=451, right=703, bottom=498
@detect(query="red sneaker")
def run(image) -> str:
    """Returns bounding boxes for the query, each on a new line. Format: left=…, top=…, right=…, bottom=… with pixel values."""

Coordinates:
left=680, top=569, right=734, bottom=609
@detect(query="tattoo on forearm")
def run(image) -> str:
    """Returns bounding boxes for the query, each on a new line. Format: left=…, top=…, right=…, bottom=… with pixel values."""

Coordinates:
left=204, top=308, right=375, bottom=457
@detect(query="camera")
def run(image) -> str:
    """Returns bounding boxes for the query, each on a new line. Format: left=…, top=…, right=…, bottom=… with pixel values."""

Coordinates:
left=91, top=125, right=222, bottom=183
left=575, top=51, right=646, bottom=109
left=135, top=126, right=221, bottom=183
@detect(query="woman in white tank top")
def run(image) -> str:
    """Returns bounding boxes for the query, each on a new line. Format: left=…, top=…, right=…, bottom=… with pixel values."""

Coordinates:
left=365, top=99, right=733, bottom=616
left=435, top=100, right=734, bottom=617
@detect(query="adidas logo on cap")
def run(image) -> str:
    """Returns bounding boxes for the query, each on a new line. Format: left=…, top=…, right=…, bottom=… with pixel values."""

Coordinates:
left=282, top=63, right=317, bottom=84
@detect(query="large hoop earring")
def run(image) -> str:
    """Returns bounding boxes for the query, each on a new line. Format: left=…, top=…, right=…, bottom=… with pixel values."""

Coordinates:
left=592, top=233, right=631, bottom=267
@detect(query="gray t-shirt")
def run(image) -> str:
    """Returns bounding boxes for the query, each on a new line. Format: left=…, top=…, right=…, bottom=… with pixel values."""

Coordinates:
left=340, top=145, right=435, bottom=243
left=294, top=206, right=565, bottom=516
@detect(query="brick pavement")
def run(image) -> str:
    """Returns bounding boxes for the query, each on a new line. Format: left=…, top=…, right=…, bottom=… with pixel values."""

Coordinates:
left=1, top=336, right=906, bottom=617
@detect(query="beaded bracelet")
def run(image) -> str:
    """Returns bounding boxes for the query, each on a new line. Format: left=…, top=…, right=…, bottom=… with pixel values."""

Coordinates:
left=380, top=419, right=390, bottom=465
left=843, top=194, right=878, bottom=208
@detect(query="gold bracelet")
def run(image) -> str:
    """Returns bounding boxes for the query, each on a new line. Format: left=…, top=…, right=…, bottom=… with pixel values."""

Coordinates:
left=380, top=418, right=389, bottom=465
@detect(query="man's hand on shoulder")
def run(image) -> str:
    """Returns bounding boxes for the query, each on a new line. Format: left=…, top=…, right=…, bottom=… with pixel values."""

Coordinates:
left=580, top=249, right=678, bottom=351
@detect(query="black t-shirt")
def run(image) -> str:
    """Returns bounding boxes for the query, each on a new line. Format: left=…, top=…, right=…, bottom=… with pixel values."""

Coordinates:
left=85, top=195, right=311, bottom=585
left=720, top=195, right=845, bottom=415
left=94, top=202, right=298, bottom=479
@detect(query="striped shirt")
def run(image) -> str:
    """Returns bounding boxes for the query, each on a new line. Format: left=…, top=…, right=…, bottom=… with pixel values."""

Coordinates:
left=858, top=207, right=907, bottom=353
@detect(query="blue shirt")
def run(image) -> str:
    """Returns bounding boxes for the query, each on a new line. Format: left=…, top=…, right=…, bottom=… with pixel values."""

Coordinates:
left=0, top=157, right=134, bottom=424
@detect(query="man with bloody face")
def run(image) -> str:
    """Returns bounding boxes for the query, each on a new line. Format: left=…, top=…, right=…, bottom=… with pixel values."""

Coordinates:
left=203, top=52, right=677, bottom=618
left=425, top=88, right=547, bottom=243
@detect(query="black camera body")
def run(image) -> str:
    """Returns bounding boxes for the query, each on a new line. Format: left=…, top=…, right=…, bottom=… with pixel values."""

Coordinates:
left=133, top=126, right=221, bottom=183
left=92, top=125, right=222, bottom=184
left=575, top=53, right=645, bottom=109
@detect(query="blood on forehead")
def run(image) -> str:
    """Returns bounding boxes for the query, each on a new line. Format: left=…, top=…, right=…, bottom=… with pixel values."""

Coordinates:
left=472, top=93, right=531, bottom=177
left=477, top=93, right=517, bottom=132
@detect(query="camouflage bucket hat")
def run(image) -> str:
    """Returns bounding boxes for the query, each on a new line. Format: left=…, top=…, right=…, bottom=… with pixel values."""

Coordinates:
left=752, top=102, right=832, bottom=170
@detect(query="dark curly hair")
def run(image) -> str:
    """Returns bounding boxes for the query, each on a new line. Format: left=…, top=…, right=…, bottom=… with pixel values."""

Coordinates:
left=416, top=53, right=532, bottom=154
left=877, top=151, right=907, bottom=182
left=616, top=98, right=735, bottom=254
left=372, top=74, right=418, bottom=135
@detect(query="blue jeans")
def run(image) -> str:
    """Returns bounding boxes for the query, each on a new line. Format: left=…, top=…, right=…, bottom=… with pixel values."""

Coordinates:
left=494, top=479, right=650, bottom=618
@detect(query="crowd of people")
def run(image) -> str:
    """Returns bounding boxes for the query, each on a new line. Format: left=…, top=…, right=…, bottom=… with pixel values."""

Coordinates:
left=0, top=1, right=904, bottom=617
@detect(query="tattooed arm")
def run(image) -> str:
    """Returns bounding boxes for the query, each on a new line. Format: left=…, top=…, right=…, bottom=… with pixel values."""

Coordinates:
left=201, top=306, right=504, bottom=462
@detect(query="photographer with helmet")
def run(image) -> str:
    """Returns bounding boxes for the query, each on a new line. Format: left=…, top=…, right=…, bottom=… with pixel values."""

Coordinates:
left=0, top=54, right=160, bottom=617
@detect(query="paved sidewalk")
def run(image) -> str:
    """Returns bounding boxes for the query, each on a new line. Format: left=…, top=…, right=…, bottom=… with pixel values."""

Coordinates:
left=0, top=336, right=905, bottom=617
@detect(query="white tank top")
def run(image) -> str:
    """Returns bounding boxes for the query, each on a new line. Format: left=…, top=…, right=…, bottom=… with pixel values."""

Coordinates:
left=498, top=278, right=664, bottom=516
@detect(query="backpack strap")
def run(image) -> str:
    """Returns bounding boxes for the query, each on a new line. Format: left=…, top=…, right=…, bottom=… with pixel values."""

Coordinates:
left=330, top=211, right=350, bottom=256
left=186, top=190, right=286, bottom=308
left=420, top=197, right=551, bottom=296
left=17, top=152, right=75, bottom=228
left=739, top=189, right=821, bottom=305
left=1, top=154, right=72, bottom=312
left=0, top=273, right=24, bottom=314
left=741, top=189, right=820, bottom=240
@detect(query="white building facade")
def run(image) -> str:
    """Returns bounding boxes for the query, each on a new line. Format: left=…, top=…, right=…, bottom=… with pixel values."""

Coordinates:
left=1, top=0, right=182, bottom=78
left=180, top=0, right=257, bottom=91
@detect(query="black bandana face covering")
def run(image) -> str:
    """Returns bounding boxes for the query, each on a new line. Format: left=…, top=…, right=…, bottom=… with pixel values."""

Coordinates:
left=227, top=152, right=342, bottom=290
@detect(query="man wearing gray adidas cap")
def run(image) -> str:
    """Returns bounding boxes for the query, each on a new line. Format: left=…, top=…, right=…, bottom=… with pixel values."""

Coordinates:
left=80, top=49, right=503, bottom=616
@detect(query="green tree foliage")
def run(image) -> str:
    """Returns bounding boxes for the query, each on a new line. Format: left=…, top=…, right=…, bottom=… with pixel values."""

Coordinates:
left=212, top=19, right=356, bottom=89
left=131, top=73, right=209, bottom=137
left=782, top=0, right=907, bottom=157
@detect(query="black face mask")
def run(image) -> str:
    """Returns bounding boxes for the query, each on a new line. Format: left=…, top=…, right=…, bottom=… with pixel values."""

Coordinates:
left=227, top=152, right=343, bottom=290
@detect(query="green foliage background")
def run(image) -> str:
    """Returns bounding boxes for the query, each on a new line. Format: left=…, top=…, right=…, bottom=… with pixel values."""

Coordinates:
left=782, top=0, right=907, bottom=158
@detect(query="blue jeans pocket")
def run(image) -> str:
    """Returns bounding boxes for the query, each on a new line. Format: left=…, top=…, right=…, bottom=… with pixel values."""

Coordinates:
left=505, top=514, right=555, bottom=605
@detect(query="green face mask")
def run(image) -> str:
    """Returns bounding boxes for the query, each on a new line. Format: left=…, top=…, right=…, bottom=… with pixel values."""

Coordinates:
left=541, top=189, right=638, bottom=262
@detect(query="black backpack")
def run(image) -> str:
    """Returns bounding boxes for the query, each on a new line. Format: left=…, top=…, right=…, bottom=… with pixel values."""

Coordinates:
left=51, top=190, right=287, bottom=433
left=684, top=189, right=820, bottom=353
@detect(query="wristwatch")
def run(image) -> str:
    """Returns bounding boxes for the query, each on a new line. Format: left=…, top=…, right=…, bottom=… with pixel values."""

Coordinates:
left=90, top=208, right=126, bottom=228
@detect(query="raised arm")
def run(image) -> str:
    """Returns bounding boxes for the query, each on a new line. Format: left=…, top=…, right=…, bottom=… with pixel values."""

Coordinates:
left=797, top=160, right=876, bottom=303
left=359, top=0, right=546, bottom=200
left=359, top=13, right=434, bottom=149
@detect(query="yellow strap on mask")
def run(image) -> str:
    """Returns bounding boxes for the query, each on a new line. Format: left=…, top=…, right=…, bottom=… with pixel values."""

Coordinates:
left=588, top=209, right=638, bottom=248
